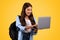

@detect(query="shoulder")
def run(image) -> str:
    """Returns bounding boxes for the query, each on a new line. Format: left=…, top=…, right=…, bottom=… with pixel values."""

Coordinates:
left=33, top=17, right=36, bottom=21
left=16, top=15, right=21, bottom=20
left=16, top=15, right=21, bottom=26
left=17, top=15, right=21, bottom=19
left=33, top=17, right=38, bottom=24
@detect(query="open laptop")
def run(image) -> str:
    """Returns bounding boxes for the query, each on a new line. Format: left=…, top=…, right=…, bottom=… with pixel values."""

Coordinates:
left=38, top=17, right=51, bottom=29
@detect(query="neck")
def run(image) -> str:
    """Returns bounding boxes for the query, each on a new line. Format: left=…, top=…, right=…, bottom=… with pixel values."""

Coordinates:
left=25, top=16, right=29, bottom=19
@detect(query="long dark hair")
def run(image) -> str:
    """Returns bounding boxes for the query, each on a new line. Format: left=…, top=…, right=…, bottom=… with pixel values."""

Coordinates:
left=20, top=2, right=36, bottom=26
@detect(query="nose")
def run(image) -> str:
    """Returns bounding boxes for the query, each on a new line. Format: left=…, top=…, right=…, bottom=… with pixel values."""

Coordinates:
left=28, top=10, right=32, bottom=13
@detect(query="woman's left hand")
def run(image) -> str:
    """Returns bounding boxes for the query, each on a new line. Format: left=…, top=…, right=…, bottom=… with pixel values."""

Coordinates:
left=32, top=24, right=38, bottom=27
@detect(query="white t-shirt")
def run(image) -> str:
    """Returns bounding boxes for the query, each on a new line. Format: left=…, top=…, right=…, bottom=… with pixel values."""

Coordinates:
left=25, top=18, right=32, bottom=33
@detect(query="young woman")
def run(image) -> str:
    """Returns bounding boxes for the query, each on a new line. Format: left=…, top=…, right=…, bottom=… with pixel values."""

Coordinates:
left=16, top=2, right=38, bottom=40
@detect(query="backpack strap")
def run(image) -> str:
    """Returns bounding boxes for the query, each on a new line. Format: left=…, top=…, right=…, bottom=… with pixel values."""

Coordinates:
left=17, top=15, right=21, bottom=19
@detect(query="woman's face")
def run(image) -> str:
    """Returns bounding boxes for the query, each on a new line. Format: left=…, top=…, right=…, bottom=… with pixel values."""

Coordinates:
left=25, top=6, right=32, bottom=16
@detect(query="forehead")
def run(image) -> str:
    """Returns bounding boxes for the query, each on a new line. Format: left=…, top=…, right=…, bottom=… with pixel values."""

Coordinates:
left=26, top=6, right=32, bottom=9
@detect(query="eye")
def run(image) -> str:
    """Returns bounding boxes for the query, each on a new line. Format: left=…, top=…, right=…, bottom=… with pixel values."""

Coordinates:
left=27, top=9, right=30, bottom=11
left=27, top=9, right=32, bottom=11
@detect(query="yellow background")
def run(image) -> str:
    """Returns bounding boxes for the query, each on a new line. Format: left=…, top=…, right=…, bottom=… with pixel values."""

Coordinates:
left=0, top=0, right=60, bottom=40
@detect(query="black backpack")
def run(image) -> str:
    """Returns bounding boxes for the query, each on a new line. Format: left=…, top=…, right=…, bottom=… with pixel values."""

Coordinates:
left=9, top=16, right=20, bottom=40
left=9, top=16, right=38, bottom=40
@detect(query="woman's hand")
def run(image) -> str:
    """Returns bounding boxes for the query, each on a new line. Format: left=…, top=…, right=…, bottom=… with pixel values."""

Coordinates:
left=25, top=24, right=38, bottom=28
left=25, top=26, right=32, bottom=29
left=32, top=24, right=38, bottom=28
left=32, top=24, right=38, bottom=33
left=25, top=26, right=32, bottom=32
left=25, top=24, right=38, bottom=30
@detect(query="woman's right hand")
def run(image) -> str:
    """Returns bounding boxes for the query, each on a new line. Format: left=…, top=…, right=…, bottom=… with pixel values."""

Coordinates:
left=25, top=26, right=32, bottom=32
left=25, top=26, right=32, bottom=29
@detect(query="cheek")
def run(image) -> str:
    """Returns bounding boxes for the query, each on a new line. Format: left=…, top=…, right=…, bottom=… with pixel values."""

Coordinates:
left=26, top=9, right=32, bottom=13
left=27, top=11, right=32, bottom=13
left=25, top=10, right=31, bottom=15
left=27, top=11, right=31, bottom=15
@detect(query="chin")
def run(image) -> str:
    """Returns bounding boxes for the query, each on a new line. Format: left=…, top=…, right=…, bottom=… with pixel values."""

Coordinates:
left=27, top=14, right=31, bottom=16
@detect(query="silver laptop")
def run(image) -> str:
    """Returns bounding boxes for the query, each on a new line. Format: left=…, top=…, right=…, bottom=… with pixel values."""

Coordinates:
left=38, top=17, right=51, bottom=29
